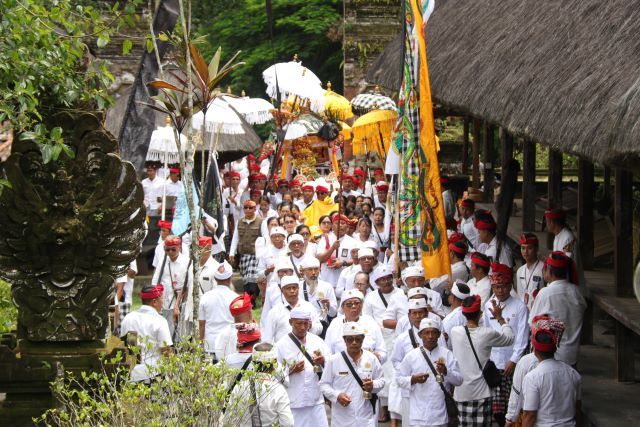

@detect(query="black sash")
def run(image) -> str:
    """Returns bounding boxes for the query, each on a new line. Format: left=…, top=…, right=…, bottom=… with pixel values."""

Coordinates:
left=290, top=255, right=302, bottom=278
left=408, top=328, right=419, bottom=348
left=288, top=333, right=322, bottom=379
left=340, top=351, right=378, bottom=413
left=302, top=281, right=309, bottom=302
left=224, top=355, right=253, bottom=412
left=377, top=290, right=388, bottom=308
left=419, top=347, right=459, bottom=418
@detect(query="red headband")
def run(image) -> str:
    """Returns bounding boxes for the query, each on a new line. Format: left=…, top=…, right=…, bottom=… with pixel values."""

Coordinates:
left=289, top=179, right=301, bottom=187
left=376, top=184, right=389, bottom=191
left=462, top=294, right=482, bottom=313
left=249, top=163, right=260, bottom=171
left=229, top=171, right=241, bottom=178
left=531, top=316, right=565, bottom=352
left=474, top=218, right=496, bottom=230
left=230, top=293, right=253, bottom=315
left=332, top=214, right=350, bottom=223
left=198, top=236, right=212, bottom=247
left=341, top=175, right=354, bottom=182
left=237, top=329, right=261, bottom=348
left=460, top=198, right=475, bottom=209
left=244, top=200, right=257, bottom=208
left=164, top=236, right=182, bottom=247
left=440, top=177, right=450, bottom=184
left=519, top=233, right=539, bottom=246
left=544, top=251, right=571, bottom=269
left=158, top=220, right=172, bottom=230
left=169, top=168, right=180, bottom=174
left=470, top=252, right=490, bottom=268
left=302, top=184, right=314, bottom=191
left=354, top=168, right=365, bottom=177
left=448, top=232, right=465, bottom=243
left=544, top=209, right=565, bottom=220
left=316, top=185, right=329, bottom=193
left=448, top=241, right=467, bottom=256
left=373, top=169, right=384, bottom=175
left=490, top=262, right=512, bottom=284
left=140, top=284, right=164, bottom=300
left=247, top=154, right=255, bottom=161
left=251, top=190, right=262, bottom=196
left=254, top=173, right=266, bottom=180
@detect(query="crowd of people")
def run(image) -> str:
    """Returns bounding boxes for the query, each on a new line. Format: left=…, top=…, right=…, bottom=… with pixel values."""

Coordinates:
left=118, top=154, right=586, bottom=427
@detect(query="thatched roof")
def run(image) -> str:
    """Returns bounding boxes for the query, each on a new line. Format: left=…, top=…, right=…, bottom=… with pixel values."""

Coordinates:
left=366, top=0, right=640, bottom=169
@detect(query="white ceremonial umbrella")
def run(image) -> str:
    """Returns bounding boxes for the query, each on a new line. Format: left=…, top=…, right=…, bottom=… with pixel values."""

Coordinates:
left=262, top=60, right=324, bottom=110
left=221, top=94, right=275, bottom=125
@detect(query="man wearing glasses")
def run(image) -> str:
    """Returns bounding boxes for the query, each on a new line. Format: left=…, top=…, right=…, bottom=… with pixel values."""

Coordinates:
left=150, top=235, right=192, bottom=337
left=482, top=262, right=529, bottom=427
left=229, top=200, right=262, bottom=299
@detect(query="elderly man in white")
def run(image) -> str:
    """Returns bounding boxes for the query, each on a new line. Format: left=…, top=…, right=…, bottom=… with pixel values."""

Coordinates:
left=441, top=281, right=472, bottom=350
left=262, top=275, right=322, bottom=343
left=320, top=322, right=386, bottom=427
left=363, top=264, right=403, bottom=422
left=260, top=256, right=295, bottom=330
left=397, top=316, right=463, bottom=427
left=276, top=306, right=330, bottom=427
left=299, top=256, right=337, bottom=321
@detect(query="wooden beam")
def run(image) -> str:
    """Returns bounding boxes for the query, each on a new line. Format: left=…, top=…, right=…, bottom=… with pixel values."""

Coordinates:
left=580, top=299, right=593, bottom=345
left=616, top=321, right=635, bottom=382
left=578, top=158, right=594, bottom=269
left=462, top=117, right=470, bottom=174
left=500, top=128, right=514, bottom=175
left=547, top=148, right=563, bottom=249
left=614, top=168, right=633, bottom=298
left=603, top=166, right=612, bottom=200
left=472, top=119, right=481, bottom=189
left=522, top=138, right=536, bottom=231
left=483, top=122, right=495, bottom=203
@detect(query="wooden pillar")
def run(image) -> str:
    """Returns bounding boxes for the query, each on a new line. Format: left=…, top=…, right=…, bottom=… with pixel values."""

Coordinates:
left=616, top=321, right=635, bottom=381
left=462, top=117, right=470, bottom=174
left=580, top=299, right=594, bottom=345
left=522, top=138, right=536, bottom=231
left=614, top=168, right=633, bottom=298
left=483, top=122, right=495, bottom=203
left=500, top=128, right=514, bottom=175
left=603, top=166, right=612, bottom=200
left=547, top=148, right=563, bottom=248
left=577, top=159, right=594, bottom=269
left=472, top=119, right=481, bottom=189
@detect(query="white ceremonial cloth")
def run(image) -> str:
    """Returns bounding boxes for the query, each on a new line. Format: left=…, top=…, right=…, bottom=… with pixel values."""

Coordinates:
left=553, top=227, right=575, bottom=259
left=198, top=285, right=238, bottom=354
left=505, top=352, right=538, bottom=422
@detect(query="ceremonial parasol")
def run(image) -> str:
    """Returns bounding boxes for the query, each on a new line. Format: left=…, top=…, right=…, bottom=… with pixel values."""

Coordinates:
left=221, top=92, right=275, bottom=125
left=352, top=109, right=397, bottom=161
left=323, top=82, right=353, bottom=121
left=351, top=91, right=397, bottom=116
left=284, top=113, right=325, bottom=140
left=146, top=117, right=187, bottom=164
left=262, top=57, right=324, bottom=110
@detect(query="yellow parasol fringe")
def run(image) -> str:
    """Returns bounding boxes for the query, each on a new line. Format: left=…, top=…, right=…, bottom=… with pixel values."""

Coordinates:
left=352, top=110, right=397, bottom=159
left=324, top=90, right=354, bottom=121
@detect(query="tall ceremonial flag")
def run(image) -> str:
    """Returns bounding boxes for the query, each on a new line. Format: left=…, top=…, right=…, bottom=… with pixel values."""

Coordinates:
left=394, top=0, right=450, bottom=277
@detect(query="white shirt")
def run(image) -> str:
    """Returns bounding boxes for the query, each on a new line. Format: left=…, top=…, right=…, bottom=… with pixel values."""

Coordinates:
left=450, top=323, right=514, bottom=401
left=522, top=358, right=581, bottom=426
left=467, top=275, right=492, bottom=308
left=459, top=216, right=479, bottom=250
left=164, top=178, right=183, bottom=198
left=482, top=295, right=530, bottom=369
left=232, top=373, right=294, bottom=427
left=151, top=253, right=192, bottom=310
left=262, top=299, right=322, bottom=343
left=320, top=350, right=385, bottom=427
left=198, top=285, right=238, bottom=354
left=300, top=279, right=338, bottom=318
left=325, top=315, right=387, bottom=362
left=397, top=344, right=463, bottom=426
left=115, top=259, right=138, bottom=305
left=553, top=227, right=575, bottom=259
left=451, top=260, right=470, bottom=284
left=258, top=244, right=288, bottom=283
left=152, top=240, right=165, bottom=268
left=141, top=176, right=164, bottom=211
left=484, top=236, right=514, bottom=267
left=276, top=332, right=330, bottom=409
left=120, top=305, right=172, bottom=382
left=442, top=307, right=466, bottom=350
left=222, top=187, right=243, bottom=221
left=528, top=279, right=586, bottom=365
left=442, top=189, right=456, bottom=219
left=383, top=288, right=445, bottom=325
left=318, top=233, right=357, bottom=285
left=505, top=353, right=539, bottom=422
left=336, top=263, right=361, bottom=300
left=363, top=287, right=403, bottom=343
left=260, top=281, right=285, bottom=330
left=196, top=257, right=219, bottom=295
left=515, top=261, right=544, bottom=309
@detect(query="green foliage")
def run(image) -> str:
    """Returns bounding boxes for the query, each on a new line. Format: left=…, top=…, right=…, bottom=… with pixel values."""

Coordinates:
left=36, top=340, right=281, bottom=426
left=0, top=280, right=17, bottom=333
left=195, top=0, right=343, bottom=98
left=0, top=0, right=140, bottom=140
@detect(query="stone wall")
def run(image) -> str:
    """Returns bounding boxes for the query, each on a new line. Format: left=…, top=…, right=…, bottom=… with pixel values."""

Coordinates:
left=343, top=0, right=401, bottom=99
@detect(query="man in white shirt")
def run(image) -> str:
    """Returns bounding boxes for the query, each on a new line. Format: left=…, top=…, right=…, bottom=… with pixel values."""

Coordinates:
left=466, top=252, right=492, bottom=307
left=458, top=198, right=479, bottom=251
left=229, top=200, right=263, bottom=298
left=336, top=244, right=362, bottom=299
left=515, top=233, right=544, bottom=309
left=374, top=181, right=389, bottom=209
left=451, top=295, right=514, bottom=426
left=299, top=257, right=337, bottom=323
left=295, top=182, right=316, bottom=212
left=325, top=289, right=387, bottom=362
left=317, top=214, right=357, bottom=285
left=441, top=176, right=456, bottom=219
left=215, top=293, right=258, bottom=361
left=363, top=264, right=403, bottom=422
left=164, top=167, right=183, bottom=198
left=475, top=211, right=513, bottom=267
left=262, top=275, right=322, bottom=343
left=151, top=220, right=172, bottom=269
left=115, top=259, right=137, bottom=333
left=397, top=316, right=463, bottom=427
left=442, top=281, right=471, bottom=350
left=287, top=233, right=309, bottom=278
left=195, top=236, right=218, bottom=295
left=529, top=251, right=586, bottom=367
left=258, top=226, right=289, bottom=284
left=320, top=322, right=385, bottom=427
left=276, top=307, right=330, bottom=427
left=544, top=208, right=576, bottom=259
left=522, top=317, right=580, bottom=427
left=482, top=262, right=530, bottom=427
left=120, top=283, right=172, bottom=382
left=141, top=163, right=164, bottom=216
left=150, top=235, right=192, bottom=336
left=198, top=260, right=238, bottom=361
left=428, top=237, right=470, bottom=296
left=260, top=256, right=295, bottom=330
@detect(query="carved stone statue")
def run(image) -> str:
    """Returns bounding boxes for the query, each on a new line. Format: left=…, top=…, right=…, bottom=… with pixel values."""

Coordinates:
left=0, top=110, right=146, bottom=342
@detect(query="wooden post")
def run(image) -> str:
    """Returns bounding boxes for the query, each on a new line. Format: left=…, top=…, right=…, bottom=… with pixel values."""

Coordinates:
left=522, top=138, right=536, bottom=231
left=614, top=168, right=633, bottom=298
left=616, top=321, right=635, bottom=382
left=462, top=117, right=470, bottom=174
left=577, top=158, right=594, bottom=269
left=483, top=122, right=495, bottom=203
left=500, top=128, right=514, bottom=175
left=603, top=166, right=612, bottom=200
left=547, top=148, right=563, bottom=249
left=472, top=119, right=481, bottom=189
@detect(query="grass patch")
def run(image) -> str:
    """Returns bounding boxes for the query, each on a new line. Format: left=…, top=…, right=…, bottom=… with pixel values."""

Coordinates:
left=0, top=280, right=17, bottom=333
